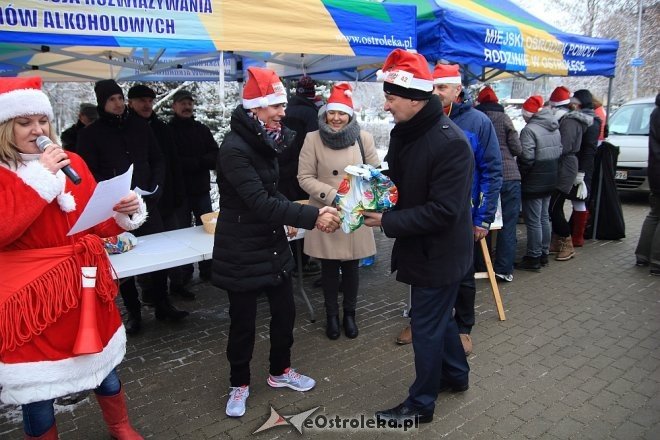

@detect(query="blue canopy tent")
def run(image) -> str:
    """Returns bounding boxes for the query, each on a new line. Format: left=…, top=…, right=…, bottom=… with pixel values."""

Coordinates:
left=0, top=0, right=417, bottom=82
left=269, top=0, right=618, bottom=86
left=410, top=0, right=618, bottom=80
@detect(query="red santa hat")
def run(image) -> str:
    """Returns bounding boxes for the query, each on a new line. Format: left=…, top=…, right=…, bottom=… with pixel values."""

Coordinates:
left=378, top=49, right=433, bottom=100
left=477, top=86, right=498, bottom=104
left=433, top=64, right=462, bottom=85
left=522, top=95, right=544, bottom=119
left=549, top=86, right=571, bottom=107
left=242, top=67, right=287, bottom=109
left=0, top=77, right=54, bottom=124
left=326, top=83, right=354, bottom=117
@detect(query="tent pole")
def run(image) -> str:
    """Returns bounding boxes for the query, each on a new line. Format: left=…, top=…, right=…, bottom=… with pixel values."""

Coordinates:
left=592, top=76, right=615, bottom=240
left=218, top=51, right=225, bottom=118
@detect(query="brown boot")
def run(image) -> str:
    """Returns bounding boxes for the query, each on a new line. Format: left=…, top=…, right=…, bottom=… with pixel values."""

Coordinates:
left=555, top=236, right=575, bottom=261
left=549, top=233, right=561, bottom=254
left=25, top=424, right=58, bottom=439
left=396, top=325, right=412, bottom=345
left=571, top=210, right=589, bottom=247
left=96, top=388, right=143, bottom=440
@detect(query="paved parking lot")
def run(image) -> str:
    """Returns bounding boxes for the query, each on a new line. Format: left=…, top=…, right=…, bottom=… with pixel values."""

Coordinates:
left=1, top=194, right=658, bottom=439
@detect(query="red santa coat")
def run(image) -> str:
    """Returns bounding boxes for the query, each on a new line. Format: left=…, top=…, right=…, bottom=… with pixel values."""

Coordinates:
left=0, top=153, right=146, bottom=404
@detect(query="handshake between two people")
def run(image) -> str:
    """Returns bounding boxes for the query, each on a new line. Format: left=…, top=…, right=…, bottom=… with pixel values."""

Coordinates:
left=284, top=206, right=340, bottom=238
left=316, top=206, right=341, bottom=233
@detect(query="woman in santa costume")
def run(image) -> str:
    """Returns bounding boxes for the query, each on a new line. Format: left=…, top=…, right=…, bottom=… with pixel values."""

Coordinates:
left=0, top=77, right=145, bottom=439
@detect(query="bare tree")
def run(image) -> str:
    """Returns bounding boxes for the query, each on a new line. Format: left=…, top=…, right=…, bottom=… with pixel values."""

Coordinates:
left=513, top=0, right=658, bottom=103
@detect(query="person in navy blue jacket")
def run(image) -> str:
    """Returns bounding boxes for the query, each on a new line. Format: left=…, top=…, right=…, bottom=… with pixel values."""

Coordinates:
left=431, top=64, right=502, bottom=356
left=365, top=49, right=473, bottom=425
left=394, top=66, right=503, bottom=351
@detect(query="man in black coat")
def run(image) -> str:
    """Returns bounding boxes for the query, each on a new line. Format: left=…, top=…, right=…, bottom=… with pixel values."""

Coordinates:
left=635, top=93, right=660, bottom=276
left=127, top=84, right=196, bottom=300
left=61, top=102, right=98, bottom=152
left=77, top=79, right=188, bottom=335
left=168, top=89, right=219, bottom=282
left=364, top=49, right=474, bottom=424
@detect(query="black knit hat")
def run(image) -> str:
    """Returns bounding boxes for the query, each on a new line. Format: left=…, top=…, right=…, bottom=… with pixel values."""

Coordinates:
left=296, top=76, right=316, bottom=98
left=571, top=89, right=594, bottom=109
left=127, top=84, right=156, bottom=100
left=94, top=79, right=124, bottom=108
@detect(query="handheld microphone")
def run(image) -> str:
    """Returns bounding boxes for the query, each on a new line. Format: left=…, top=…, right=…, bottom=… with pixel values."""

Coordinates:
left=36, top=135, right=82, bottom=185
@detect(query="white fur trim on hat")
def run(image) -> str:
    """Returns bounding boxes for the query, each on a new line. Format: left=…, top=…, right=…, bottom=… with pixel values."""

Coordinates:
left=0, top=326, right=126, bottom=405
left=113, top=192, right=147, bottom=231
left=326, top=102, right=354, bottom=116
left=433, top=76, right=462, bottom=85
left=522, top=109, right=535, bottom=120
left=16, top=160, right=65, bottom=204
left=549, top=98, right=570, bottom=106
left=382, top=69, right=434, bottom=92
left=0, top=89, right=54, bottom=124
left=243, top=92, right=287, bottom=109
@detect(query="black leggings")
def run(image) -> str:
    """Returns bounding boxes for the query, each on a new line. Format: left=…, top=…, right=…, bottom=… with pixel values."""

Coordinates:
left=549, top=190, right=571, bottom=238
left=320, top=259, right=359, bottom=316
left=226, top=276, right=295, bottom=387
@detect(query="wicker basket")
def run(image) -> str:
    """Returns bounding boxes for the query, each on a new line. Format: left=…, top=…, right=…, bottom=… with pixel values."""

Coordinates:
left=201, top=211, right=219, bottom=234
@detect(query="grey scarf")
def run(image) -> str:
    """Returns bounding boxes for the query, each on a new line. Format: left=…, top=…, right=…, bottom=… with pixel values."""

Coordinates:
left=318, top=114, right=361, bottom=150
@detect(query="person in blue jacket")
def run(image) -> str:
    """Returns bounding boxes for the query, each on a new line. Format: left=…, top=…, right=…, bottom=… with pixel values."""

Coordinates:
left=394, top=65, right=503, bottom=352
left=431, top=64, right=502, bottom=356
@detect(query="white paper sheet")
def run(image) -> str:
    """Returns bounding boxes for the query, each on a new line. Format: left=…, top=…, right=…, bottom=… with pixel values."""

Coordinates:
left=134, top=184, right=158, bottom=196
left=67, top=165, right=133, bottom=236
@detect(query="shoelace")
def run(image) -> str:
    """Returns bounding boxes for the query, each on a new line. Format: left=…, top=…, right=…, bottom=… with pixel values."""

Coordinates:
left=231, top=387, right=247, bottom=401
left=285, top=369, right=301, bottom=381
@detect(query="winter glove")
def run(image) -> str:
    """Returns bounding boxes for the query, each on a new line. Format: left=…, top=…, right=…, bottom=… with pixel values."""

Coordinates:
left=574, top=171, right=588, bottom=200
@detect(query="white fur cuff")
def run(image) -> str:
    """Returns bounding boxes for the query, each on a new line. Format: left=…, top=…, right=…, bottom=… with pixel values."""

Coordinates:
left=113, top=192, right=148, bottom=231
left=17, top=160, right=65, bottom=203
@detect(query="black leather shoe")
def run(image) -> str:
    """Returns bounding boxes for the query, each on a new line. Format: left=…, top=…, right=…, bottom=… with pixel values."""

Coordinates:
left=171, top=285, right=196, bottom=301
left=326, top=315, right=340, bottom=340
left=375, top=403, right=433, bottom=424
left=343, top=312, right=358, bottom=339
left=125, top=312, right=142, bottom=335
left=438, top=380, right=469, bottom=393
left=155, top=302, right=189, bottom=321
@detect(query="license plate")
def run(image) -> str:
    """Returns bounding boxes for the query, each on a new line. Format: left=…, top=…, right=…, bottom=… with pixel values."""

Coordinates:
left=615, top=170, right=628, bottom=180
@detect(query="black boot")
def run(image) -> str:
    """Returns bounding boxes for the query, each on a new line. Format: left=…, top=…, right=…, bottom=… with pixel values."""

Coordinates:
left=326, top=315, right=340, bottom=340
left=514, top=255, right=541, bottom=272
left=154, top=299, right=189, bottom=321
left=343, top=311, right=358, bottom=339
left=171, top=284, right=196, bottom=301
left=124, top=310, right=142, bottom=336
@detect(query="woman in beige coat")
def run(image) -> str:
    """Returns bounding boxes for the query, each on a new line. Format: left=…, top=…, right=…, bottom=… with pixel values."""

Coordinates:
left=298, top=83, right=380, bottom=340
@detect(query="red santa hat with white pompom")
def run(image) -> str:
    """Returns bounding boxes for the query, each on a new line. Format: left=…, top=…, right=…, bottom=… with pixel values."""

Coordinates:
left=242, top=67, right=287, bottom=109
left=0, top=77, right=54, bottom=124
left=326, top=83, right=354, bottom=117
